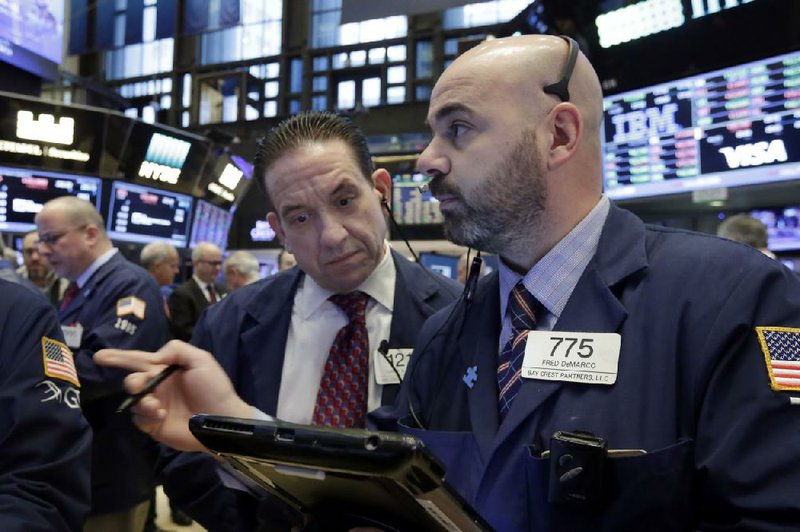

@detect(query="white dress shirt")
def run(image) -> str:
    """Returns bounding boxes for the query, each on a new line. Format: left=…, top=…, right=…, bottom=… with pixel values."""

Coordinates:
left=192, top=274, right=217, bottom=302
left=276, top=244, right=396, bottom=423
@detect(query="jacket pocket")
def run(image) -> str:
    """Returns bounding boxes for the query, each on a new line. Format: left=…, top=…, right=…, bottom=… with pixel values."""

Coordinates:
left=524, top=438, right=695, bottom=532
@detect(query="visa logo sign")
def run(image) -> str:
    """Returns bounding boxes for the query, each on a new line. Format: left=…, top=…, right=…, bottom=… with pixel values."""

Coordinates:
left=718, top=139, right=788, bottom=169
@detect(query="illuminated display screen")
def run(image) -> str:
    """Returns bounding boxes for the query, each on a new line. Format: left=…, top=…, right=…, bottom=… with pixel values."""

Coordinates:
left=602, top=49, right=800, bottom=200
left=420, top=252, right=458, bottom=280
left=143, top=132, right=191, bottom=168
left=0, top=0, right=63, bottom=77
left=391, top=173, right=442, bottom=225
left=189, top=200, right=233, bottom=250
left=197, top=151, right=252, bottom=208
left=0, top=94, right=110, bottom=176
left=107, top=181, right=193, bottom=247
left=0, top=166, right=101, bottom=233
left=119, top=122, right=208, bottom=194
left=750, top=206, right=800, bottom=251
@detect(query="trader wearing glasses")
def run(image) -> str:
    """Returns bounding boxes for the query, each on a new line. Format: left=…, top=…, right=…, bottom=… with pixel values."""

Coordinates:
left=372, top=34, right=800, bottom=530
left=168, top=241, right=227, bottom=341
left=34, top=195, right=167, bottom=531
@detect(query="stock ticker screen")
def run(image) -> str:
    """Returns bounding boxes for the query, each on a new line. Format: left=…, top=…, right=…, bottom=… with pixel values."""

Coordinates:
left=602, top=49, right=800, bottom=200
left=391, top=173, right=442, bottom=225
left=107, top=181, right=192, bottom=247
left=189, top=199, right=232, bottom=250
left=0, top=167, right=101, bottom=232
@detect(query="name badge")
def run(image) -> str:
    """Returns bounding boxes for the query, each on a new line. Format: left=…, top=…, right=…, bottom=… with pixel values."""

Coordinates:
left=61, top=323, right=84, bottom=349
left=522, top=331, right=620, bottom=385
left=375, top=348, right=413, bottom=385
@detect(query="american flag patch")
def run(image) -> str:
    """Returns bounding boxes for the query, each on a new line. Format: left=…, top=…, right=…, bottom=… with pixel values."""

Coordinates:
left=41, top=337, right=80, bottom=387
left=117, top=296, right=146, bottom=319
left=756, top=326, right=800, bottom=391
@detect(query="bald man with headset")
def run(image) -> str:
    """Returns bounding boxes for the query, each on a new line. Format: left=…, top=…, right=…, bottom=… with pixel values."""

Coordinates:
left=101, top=37, right=800, bottom=531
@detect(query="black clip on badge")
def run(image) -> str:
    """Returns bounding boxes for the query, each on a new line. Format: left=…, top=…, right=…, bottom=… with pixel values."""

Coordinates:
left=547, top=430, right=607, bottom=507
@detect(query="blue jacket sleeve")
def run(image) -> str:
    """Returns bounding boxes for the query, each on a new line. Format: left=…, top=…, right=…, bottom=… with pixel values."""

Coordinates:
left=73, top=275, right=168, bottom=402
left=0, top=285, right=92, bottom=531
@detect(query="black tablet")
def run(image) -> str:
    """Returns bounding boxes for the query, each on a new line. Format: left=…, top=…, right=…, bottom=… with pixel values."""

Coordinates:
left=189, top=414, right=492, bottom=532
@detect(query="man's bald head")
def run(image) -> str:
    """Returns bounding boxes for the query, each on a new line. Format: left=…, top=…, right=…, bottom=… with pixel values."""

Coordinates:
left=446, top=35, right=604, bottom=142
left=418, top=35, right=606, bottom=271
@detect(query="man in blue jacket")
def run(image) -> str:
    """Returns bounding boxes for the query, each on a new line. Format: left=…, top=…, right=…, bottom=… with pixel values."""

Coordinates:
left=98, top=39, right=800, bottom=530
left=101, top=112, right=461, bottom=530
left=0, top=279, right=91, bottom=531
left=385, top=34, right=800, bottom=530
left=35, top=196, right=168, bottom=531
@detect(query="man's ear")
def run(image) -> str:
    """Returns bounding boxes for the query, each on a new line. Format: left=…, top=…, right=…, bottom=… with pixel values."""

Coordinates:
left=547, top=103, right=582, bottom=169
left=372, top=168, right=392, bottom=206
left=267, top=212, right=288, bottom=250
left=84, top=224, right=101, bottom=246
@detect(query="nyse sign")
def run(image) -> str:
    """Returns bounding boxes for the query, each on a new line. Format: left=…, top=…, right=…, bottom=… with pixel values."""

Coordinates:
left=138, top=160, right=181, bottom=185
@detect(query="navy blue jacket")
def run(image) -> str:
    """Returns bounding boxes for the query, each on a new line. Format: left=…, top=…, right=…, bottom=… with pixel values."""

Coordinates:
left=374, top=204, right=800, bottom=531
left=162, top=250, right=462, bottom=530
left=0, top=280, right=91, bottom=531
left=60, top=251, right=168, bottom=515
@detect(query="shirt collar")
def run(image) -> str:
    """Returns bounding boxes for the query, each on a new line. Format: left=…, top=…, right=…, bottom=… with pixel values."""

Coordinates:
left=499, top=195, right=610, bottom=320
left=76, top=248, right=118, bottom=288
left=296, top=242, right=396, bottom=319
left=192, top=274, right=212, bottom=289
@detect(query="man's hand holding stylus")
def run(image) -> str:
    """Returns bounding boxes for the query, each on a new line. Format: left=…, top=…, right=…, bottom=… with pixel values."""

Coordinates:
left=96, top=340, right=253, bottom=452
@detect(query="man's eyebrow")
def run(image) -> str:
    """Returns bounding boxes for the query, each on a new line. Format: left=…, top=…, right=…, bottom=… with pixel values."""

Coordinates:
left=331, top=179, right=360, bottom=197
left=278, top=178, right=360, bottom=218
left=424, top=102, right=472, bottom=128
left=279, top=202, right=303, bottom=219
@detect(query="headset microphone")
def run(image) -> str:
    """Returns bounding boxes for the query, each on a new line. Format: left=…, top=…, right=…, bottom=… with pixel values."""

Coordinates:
left=464, top=253, right=483, bottom=304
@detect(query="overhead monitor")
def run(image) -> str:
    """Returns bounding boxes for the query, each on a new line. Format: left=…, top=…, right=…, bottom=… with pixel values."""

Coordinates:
left=0, top=166, right=101, bottom=233
left=106, top=181, right=193, bottom=247
left=196, top=150, right=253, bottom=208
left=391, top=173, right=442, bottom=225
left=0, top=0, right=63, bottom=78
left=419, top=252, right=459, bottom=280
left=118, top=121, right=209, bottom=194
left=749, top=206, right=800, bottom=251
left=189, top=199, right=233, bottom=250
left=0, top=93, right=112, bottom=176
left=602, top=49, right=800, bottom=202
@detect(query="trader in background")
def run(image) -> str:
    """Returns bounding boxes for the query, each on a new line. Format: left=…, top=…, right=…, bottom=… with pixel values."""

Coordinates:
left=223, top=250, right=261, bottom=291
left=0, top=279, right=92, bottom=530
left=17, top=230, right=69, bottom=305
left=168, top=241, right=226, bottom=341
left=0, top=236, right=38, bottom=289
left=717, top=213, right=776, bottom=258
left=35, top=195, right=167, bottom=532
left=140, top=240, right=180, bottom=298
left=97, top=111, right=462, bottom=531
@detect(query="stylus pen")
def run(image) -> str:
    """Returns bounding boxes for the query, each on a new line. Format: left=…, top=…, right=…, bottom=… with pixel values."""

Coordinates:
left=116, top=364, right=180, bottom=413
